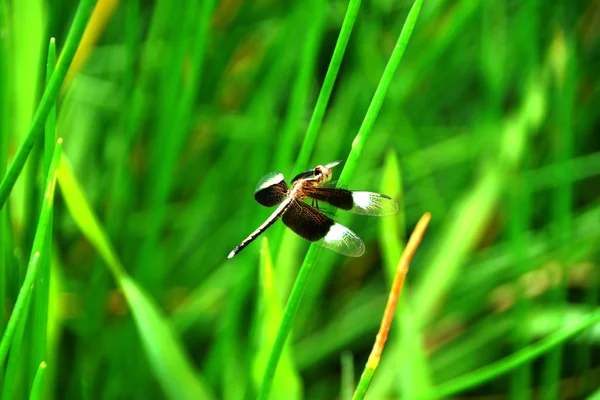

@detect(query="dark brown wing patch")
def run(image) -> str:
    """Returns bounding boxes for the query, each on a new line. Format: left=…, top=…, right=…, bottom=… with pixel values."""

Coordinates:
left=282, top=200, right=335, bottom=241
left=304, top=187, right=354, bottom=210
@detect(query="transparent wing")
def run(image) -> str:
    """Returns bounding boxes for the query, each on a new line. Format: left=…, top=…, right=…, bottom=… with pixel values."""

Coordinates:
left=315, top=222, right=365, bottom=257
left=349, top=192, right=399, bottom=216
left=282, top=201, right=365, bottom=257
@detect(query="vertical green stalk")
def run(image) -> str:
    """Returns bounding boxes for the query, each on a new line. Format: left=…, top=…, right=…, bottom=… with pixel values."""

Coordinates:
left=257, top=1, right=423, bottom=398
left=0, top=0, right=11, bottom=339
left=0, top=0, right=94, bottom=210
left=291, top=0, right=361, bottom=174
left=337, top=0, right=423, bottom=187
left=28, top=362, right=46, bottom=400
left=0, top=138, right=61, bottom=377
left=341, top=352, right=355, bottom=400
left=30, top=37, right=56, bottom=387
left=274, top=0, right=325, bottom=176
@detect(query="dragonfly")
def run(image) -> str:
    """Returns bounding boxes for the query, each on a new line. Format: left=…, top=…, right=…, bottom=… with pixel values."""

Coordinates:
left=227, top=160, right=398, bottom=259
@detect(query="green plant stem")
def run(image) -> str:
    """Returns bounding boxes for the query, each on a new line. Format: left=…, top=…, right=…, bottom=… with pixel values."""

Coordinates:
left=0, top=0, right=10, bottom=338
left=275, top=0, right=325, bottom=175
left=257, top=1, right=423, bottom=398
left=0, top=0, right=94, bottom=210
left=291, top=0, right=361, bottom=173
left=31, top=36, right=57, bottom=383
left=29, top=362, right=47, bottom=400
left=419, top=309, right=600, bottom=399
left=257, top=245, right=321, bottom=400
left=338, top=0, right=423, bottom=187
left=0, top=139, right=62, bottom=367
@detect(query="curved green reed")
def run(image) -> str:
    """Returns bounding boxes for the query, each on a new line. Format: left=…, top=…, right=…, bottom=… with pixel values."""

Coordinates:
left=0, top=139, right=62, bottom=367
left=421, top=309, right=600, bottom=399
left=0, top=0, right=94, bottom=210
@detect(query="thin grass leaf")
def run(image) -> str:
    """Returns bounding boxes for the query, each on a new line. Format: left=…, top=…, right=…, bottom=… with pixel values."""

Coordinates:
left=28, top=362, right=47, bottom=400
left=291, top=0, right=361, bottom=173
left=0, top=0, right=10, bottom=337
left=31, top=36, right=57, bottom=386
left=341, top=351, right=355, bottom=400
left=420, top=309, right=600, bottom=400
left=337, top=0, right=423, bottom=187
left=257, top=2, right=424, bottom=398
left=56, top=154, right=215, bottom=400
left=375, top=151, right=433, bottom=398
left=64, top=0, right=120, bottom=85
left=0, top=138, right=61, bottom=367
left=2, top=291, right=32, bottom=399
left=353, top=212, right=430, bottom=400
left=0, top=0, right=94, bottom=210
left=253, top=238, right=302, bottom=400
left=379, top=150, right=405, bottom=267
left=120, top=275, right=215, bottom=400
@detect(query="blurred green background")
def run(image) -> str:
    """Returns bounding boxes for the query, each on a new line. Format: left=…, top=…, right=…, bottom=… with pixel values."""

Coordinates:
left=1, top=0, right=599, bottom=399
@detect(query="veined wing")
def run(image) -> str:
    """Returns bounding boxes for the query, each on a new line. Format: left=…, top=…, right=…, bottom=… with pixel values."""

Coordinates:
left=305, top=187, right=398, bottom=216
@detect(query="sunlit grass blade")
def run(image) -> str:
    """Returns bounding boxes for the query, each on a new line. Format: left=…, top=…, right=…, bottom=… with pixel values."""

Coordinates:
left=0, top=0, right=94, bottom=210
left=64, top=0, right=119, bottom=85
left=352, top=213, right=430, bottom=400
left=120, top=275, right=216, bottom=400
left=28, top=361, right=47, bottom=400
left=0, top=138, right=61, bottom=368
left=252, top=238, right=302, bottom=400
left=56, top=153, right=215, bottom=400
left=257, top=2, right=424, bottom=398
left=0, top=0, right=10, bottom=338
left=374, top=151, right=432, bottom=397
left=379, top=150, right=405, bottom=267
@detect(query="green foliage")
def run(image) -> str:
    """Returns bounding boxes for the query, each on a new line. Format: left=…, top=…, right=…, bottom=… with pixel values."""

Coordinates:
left=1, top=0, right=599, bottom=399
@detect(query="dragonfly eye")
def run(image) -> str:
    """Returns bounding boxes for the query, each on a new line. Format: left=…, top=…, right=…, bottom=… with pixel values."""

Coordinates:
left=314, top=165, right=333, bottom=183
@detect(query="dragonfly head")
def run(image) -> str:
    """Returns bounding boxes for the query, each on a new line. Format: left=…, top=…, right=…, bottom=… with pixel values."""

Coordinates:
left=314, top=164, right=333, bottom=184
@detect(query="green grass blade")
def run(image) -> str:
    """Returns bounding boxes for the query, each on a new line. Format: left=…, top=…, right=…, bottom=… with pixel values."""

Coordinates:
left=120, top=275, right=215, bottom=400
left=337, top=0, right=423, bottom=187
left=0, top=0, right=94, bottom=210
left=30, top=36, right=57, bottom=387
left=341, top=351, right=355, bottom=400
left=0, top=138, right=61, bottom=367
left=2, top=291, right=32, bottom=399
left=56, top=154, right=215, bottom=400
left=253, top=238, right=302, bottom=400
left=257, top=1, right=424, bottom=398
left=0, top=0, right=10, bottom=337
left=274, top=0, right=325, bottom=175
left=292, top=0, right=361, bottom=173
left=421, top=309, right=600, bottom=399
left=28, top=362, right=47, bottom=400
